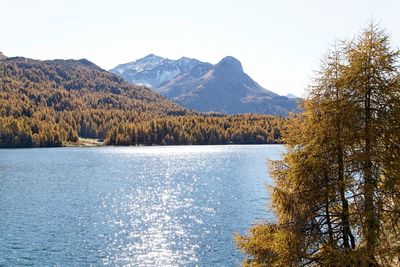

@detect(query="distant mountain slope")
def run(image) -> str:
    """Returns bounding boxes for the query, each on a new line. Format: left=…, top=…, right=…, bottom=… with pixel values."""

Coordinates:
left=157, top=56, right=298, bottom=115
left=110, top=54, right=205, bottom=88
left=0, top=56, right=188, bottom=147
left=0, top=56, right=288, bottom=148
left=111, top=55, right=298, bottom=116
left=0, top=57, right=186, bottom=115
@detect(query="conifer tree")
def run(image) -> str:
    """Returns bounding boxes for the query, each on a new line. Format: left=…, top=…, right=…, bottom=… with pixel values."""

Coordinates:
left=237, top=22, right=400, bottom=266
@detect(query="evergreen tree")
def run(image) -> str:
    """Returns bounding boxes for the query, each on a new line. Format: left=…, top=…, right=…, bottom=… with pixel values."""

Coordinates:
left=237, top=23, right=400, bottom=266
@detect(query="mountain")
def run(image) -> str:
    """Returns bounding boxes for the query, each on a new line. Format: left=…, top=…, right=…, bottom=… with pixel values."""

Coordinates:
left=0, top=56, right=287, bottom=148
left=111, top=55, right=298, bottom=116
left=0, top=56, right=185, bottom=115
left=110, top=54, right=205, bottom=88
left=286, top=93, right=298, bottom=99
left=0, top=56, right=188, bottom=147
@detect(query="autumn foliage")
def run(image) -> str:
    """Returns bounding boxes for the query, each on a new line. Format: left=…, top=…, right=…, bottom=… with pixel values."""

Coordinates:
left=0, top=57, right=286, bottom=147
left=237, top=23, right=400, bottom=266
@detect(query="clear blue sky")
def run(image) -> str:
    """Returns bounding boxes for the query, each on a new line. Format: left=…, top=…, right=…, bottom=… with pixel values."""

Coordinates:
left=1, top=0, right=399, bottom=96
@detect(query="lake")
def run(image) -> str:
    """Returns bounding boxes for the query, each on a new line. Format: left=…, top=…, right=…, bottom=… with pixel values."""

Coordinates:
left=0, top=145, right=283, bottom=266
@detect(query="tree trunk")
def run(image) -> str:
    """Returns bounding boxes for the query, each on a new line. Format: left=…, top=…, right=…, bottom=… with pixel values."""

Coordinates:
left=334, top=81, right=353, bottom=250
left=364, top=89, right=378, bottom=266
left=324, top=172, right=334, bottom=246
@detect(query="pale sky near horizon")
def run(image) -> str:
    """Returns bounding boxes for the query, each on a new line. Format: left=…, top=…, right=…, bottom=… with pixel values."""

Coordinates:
left=1, top=0, right=399, bottom=96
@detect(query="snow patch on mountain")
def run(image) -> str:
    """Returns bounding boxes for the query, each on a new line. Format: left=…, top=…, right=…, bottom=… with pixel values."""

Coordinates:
left=111, top=54, right=300, bottom=116
left=110, top=54, right=201, bottom=88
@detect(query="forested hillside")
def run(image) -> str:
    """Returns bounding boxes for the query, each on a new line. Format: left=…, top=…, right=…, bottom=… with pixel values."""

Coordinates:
left=105, top=115, right=284, bottom=145
left=0, top=57, right=286, bottom=147
left=0, top=57, right=186, bottom=147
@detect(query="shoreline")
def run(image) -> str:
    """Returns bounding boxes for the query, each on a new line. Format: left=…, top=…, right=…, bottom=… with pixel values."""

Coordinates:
left=1, top=142, right=283, bottom=149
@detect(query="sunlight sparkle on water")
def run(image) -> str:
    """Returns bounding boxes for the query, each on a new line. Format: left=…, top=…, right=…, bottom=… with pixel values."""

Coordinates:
left=0, top=145, right=282, bottom=266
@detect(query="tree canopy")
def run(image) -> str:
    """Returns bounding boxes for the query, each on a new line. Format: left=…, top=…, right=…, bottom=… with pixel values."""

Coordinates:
left=236, top=23, right=400, bottom=266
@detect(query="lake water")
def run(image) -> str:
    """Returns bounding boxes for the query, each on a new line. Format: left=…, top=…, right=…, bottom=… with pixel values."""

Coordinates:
left=0, top=145, right=283, bottom=266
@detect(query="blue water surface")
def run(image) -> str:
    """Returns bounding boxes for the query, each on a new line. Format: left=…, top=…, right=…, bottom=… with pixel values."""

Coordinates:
left=0, top=145, right=283, bottom=266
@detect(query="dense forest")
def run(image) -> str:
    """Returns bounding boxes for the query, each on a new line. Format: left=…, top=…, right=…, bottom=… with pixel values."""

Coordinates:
left=236, top=23, right=400, bottom=266
left=0, top=57, right=286, bottom=147
left=105, top=115, right=284, bottom=145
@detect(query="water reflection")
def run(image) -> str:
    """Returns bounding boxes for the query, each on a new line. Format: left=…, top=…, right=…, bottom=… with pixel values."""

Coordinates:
left=99, top=151, right=213, bottom=266
left=0, top=145, right=283, bottom=266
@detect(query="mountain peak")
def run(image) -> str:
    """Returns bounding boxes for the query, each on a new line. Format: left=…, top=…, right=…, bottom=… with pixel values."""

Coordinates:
left=216, top=56, right=242, bottom=70
left=141, top=54, right=164, bottom=61
left=134, top=54, right=165, bottom=67
left=77, top=58, right=100, bottom=69
left=286, top=93, right=297, bottom=99
left=111, top=54, right=298, bottom=116
left=110, top=54, right=204, bottom=88
left=214, top=56, right=243, bottom=77
left=220, top=56, right=241, bottom=64
left=177, top=56, right=194, bottom=62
